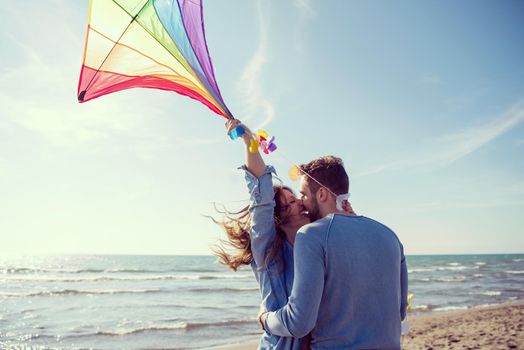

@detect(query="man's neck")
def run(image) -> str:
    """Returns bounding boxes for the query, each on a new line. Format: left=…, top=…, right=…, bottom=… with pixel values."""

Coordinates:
left=320, top=203, right=357, bottom=218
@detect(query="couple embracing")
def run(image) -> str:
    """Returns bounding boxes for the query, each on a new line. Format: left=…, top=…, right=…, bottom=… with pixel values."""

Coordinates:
left=215, top=119, right=408, bottom=350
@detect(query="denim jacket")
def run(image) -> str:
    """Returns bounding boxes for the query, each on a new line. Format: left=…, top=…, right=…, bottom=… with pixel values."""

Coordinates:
left=242, top=165, right=308, bottom=350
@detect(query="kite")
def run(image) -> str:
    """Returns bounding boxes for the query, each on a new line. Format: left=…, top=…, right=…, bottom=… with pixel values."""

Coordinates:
left=77, top=0, right=235, bottom=124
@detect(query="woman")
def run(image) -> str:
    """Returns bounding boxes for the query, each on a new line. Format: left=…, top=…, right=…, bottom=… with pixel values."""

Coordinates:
left=214, top=119, right=310, bottom=349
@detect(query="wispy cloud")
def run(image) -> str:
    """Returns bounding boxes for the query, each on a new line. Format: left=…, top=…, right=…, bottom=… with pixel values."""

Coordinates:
left=433, top=102, right=524, bottom=165
left=517, top=139, right=524, bottom=146
left=293, top=0, right=315, bottom=19
left=359, top=100, right=524, bottom=176
left=236, top=0, right=274, bottom=130
left=292, top=0, right=316, bottom=53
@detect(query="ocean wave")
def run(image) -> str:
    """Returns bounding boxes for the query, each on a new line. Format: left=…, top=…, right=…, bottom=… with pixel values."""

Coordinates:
left=410, top=304, right=446, bottom=313
left=1, top=273, right=254, bottom=283
left=1, top=268, right=107, bottom=274
left=184, top=319, right=252, bottom=330
left=513, top=258, right=524, bottom=262
left=433, top=305, right=469, bottom=312
left=190, top=287, right=259, bottom=293
left=96, top=323, right=187, bottom=335
left=474, top=262, right=486, bottom=266
left=436, top=265, right=474, bottom=271
left=197, top=274, right=253, bottom=280
left=409, top=265, right=478, bottom=273
left=408, top=268, right=435, bottom=273
left=1, top=286, right=259, bottom=298
left=505, top=270, right=524, bottom=275
left=187, top=268, right=223, bottom=273
left=410, top=304, right=466, bottom=313
left=1, top=288, right=163, bottom=298
left=411, top=275, right=468, bottom=283
left=411, top=304, right=431, bottom=311
left=1, top=267, right=201, bottom=275
left=470, top=291, right=501, bottom=296
left=474, top=303, right=501, bottom=308
left=503, top=288, right=524, bottom=293
left=64, top=319, right=253, bottom=338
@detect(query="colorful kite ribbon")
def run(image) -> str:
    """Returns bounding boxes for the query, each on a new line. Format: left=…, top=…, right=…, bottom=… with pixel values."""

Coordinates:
left=247, top=130, right=277, bottom=154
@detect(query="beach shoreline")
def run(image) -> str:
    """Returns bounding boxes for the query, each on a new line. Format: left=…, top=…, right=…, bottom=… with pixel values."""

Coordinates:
left=209, top=302, right=524, bottom=350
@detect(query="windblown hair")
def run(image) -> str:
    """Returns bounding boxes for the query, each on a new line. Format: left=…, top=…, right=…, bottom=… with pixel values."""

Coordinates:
left=212, top=186, right=293, bottom=271
left=299, top=156, right=349, bottom=196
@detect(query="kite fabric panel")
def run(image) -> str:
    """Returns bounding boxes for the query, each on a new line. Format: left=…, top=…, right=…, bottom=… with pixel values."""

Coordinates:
left=77, top=0, right=233, bottom=119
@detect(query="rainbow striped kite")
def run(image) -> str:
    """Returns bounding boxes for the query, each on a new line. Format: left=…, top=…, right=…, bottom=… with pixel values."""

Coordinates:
left=77, top=0, right=233, bottom=120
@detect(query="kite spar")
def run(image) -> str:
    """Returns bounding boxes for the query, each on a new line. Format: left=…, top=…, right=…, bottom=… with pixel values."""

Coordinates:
left=78, top=0, right=243, bottom=136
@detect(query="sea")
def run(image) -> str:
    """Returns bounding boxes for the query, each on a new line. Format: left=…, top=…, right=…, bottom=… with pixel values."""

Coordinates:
left=1, top=254, right=523, bottom=349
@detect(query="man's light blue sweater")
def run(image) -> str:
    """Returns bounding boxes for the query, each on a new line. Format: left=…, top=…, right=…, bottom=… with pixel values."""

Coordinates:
left=265, top=214, right=408, bottom=349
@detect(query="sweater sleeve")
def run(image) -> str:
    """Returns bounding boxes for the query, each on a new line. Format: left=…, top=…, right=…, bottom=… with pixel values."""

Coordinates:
left=241, top=165, right=277, bottom=269
left=264, top=225, right=325, bottom=337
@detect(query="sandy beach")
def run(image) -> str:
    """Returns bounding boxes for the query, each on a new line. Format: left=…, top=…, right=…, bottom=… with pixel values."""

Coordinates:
left=213, top=302, right=524, bottom=350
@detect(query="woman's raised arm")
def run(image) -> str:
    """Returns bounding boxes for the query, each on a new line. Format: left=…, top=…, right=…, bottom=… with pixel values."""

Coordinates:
left=226, top=119, right=265, bottom=177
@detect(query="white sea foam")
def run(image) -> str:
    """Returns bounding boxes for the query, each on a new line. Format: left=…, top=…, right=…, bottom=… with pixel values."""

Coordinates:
left=412, top=275, right=469, bottom=283
left=412, top=304, right=429, bottom=310
left=506, top=270, right=524, bottom=275
left=436, top=276, right=467, bottom=282
left=408, top=268, right=435, bottom=273
left=434, top=305, right=468, bottom=312
left=89, top=319, right=254, bottom=336
left=471, top=291, right=501, bottom=296
left=474, top=262, right=486, bottom=266
left=1, top=288, right=164, bottom=298
left=416, top=278, right=431, bottom=282
left=475, top=303, right=500, bottom=308
left=436, top=265, right=471, bottom=271
left=0, top=273, right=254, bottom=283
left=97, top=323, right=188, bottom=336
left=191, top=287, right=259, bottom=293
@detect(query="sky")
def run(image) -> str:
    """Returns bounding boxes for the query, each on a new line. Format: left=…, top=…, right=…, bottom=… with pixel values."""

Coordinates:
left=1, top=0, right=523, bottom=255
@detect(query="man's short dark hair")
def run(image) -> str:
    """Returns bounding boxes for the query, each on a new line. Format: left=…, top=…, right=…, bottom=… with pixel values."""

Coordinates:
left=299, top=156, right=349, bottom=196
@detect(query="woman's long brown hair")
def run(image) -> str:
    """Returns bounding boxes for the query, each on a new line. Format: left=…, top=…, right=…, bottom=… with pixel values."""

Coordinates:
left=212, top=186, right=292, bottom=271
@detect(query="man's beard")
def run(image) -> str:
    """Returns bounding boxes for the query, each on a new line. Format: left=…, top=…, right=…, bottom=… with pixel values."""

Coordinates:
left=307, top=199, right=321, bottom=221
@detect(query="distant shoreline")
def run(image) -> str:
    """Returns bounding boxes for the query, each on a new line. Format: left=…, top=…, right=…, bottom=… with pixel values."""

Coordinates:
left=2, top=252, right=523, bottom=257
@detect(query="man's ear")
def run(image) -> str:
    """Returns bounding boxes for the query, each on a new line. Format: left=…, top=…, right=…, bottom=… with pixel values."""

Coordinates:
left=317, top=187, right=329, bottom=202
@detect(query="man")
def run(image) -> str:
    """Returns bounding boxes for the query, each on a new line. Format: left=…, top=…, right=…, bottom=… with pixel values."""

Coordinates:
left=258, top=156, right=408, bottom=349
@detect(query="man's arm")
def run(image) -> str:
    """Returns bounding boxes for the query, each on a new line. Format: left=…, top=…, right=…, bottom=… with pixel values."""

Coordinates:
left=261, top=226, right=326, bottom=338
